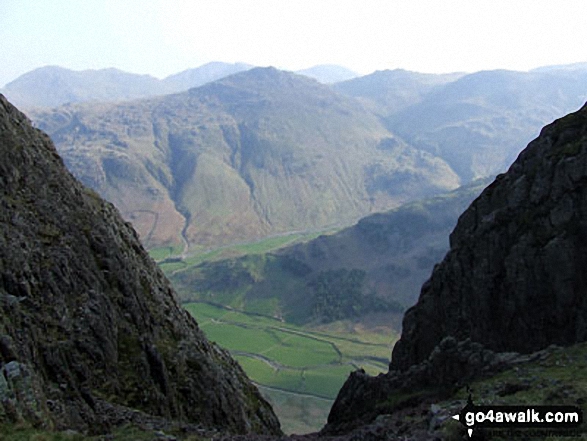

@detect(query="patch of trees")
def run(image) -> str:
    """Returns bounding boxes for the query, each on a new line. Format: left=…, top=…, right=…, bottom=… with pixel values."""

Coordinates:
left=277, top=255, right=312, bottom=277
left=310, top=268, right=404, bottom=322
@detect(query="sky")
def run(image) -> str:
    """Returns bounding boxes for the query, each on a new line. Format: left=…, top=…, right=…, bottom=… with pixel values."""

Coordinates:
left=1, top=0, right=587, bottom=87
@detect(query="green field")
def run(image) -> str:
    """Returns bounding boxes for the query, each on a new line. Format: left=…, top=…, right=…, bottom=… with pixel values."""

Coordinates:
left=183, top=302, right=396, bottom=434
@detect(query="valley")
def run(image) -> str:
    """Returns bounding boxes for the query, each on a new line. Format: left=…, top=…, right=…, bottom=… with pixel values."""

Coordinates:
left=150, top=181, right=487, bottom=432
left=183, top=302, right=396, bottom=434
left=2, top=60, right=587, bottom=439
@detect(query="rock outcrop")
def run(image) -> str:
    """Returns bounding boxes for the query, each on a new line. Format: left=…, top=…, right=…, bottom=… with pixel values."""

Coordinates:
left=392, top=102, right=587, bottom=370
left=0, top=94, right=281, bottom=435
left=326, top=103, right=587, bottom=433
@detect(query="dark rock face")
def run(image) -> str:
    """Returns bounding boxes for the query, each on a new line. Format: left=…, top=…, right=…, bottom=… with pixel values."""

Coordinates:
left=325, top=103, right=587, bottom=435
left=0, top=94, right=281, bottom=435
left=391, top=103, right=587, bottom=371
left=325, top=336, right=523, bottom=433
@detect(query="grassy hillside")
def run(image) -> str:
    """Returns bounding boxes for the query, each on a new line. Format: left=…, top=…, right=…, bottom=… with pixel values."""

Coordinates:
left=31, top=67, right=459, bottom=250
left=168, top=180, right=489, bottom=326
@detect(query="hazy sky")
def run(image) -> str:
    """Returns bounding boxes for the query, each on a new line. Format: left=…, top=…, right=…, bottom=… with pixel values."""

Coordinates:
left=2, top=0, right=587, bottom=87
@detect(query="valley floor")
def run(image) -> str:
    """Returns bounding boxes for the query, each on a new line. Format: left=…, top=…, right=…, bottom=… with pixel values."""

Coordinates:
left=183, top=302, right=397, bottom=434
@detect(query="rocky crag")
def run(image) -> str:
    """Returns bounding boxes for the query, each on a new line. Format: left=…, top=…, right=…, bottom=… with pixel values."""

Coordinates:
left=0, top=94, right=281, bottom=436
left=392, top=102, right=587, bottom=368
left=325, top=103, right=587, bottom=435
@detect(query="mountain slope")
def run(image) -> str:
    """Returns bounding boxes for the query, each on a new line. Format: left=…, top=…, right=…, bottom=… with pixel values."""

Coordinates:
left=31, top=67, right=459, bottom=250
left=0, top=94, right=280, bottom=435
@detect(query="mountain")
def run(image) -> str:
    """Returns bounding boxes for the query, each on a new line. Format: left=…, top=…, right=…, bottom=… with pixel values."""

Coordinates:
left=387, top=69, right=587, bottom=183
left=333, top=69, right=464, bottom=115
left=325, top=103, right=587, bottom=436
left=296, top=64, right=359, bottom=84
left=0, top=94, right=280, bottom=436
left=31, top=67, right=459, bottom=251
left=169, top=179, right=489, bottom=325
left=162, top=61, right=253, bottom=91
left=13, top=64, right=587, bottom=254
left=0, top=66, right=167, bottom=108
left=0, top=63, right=254, bottom=109
left=333, top=67, right=587, bottom=185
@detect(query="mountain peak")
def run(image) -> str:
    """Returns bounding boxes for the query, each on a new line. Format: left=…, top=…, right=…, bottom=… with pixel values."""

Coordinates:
left=222, top=65, right=305, bottom=84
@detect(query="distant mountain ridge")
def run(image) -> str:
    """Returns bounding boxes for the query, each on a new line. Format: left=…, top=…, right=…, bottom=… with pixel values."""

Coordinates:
left=161, top=61, right=254, bottom=93
left=295, top=64, right=359, bottom=83
left=0, top=62, right=254, bottom=108
left=333, top=69, right=465, bottom=115
left=1, top=62, right=358, bottom=108
left=0, top=66, right=166, bottom=108
left=333, top=67, right=587, bottom=184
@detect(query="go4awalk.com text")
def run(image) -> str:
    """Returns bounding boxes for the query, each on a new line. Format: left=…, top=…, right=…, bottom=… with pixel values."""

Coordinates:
left=452, top=398, right=583, bottom=438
